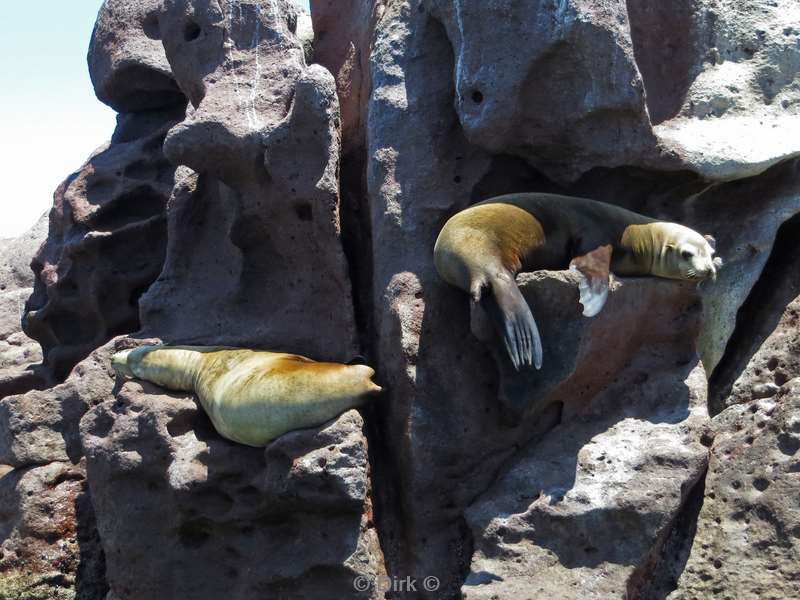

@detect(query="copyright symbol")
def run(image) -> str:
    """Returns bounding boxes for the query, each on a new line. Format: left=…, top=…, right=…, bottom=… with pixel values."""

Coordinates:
left=353, top=576, right=370, bottom=592
left=423, top=576, right=440, bottom=592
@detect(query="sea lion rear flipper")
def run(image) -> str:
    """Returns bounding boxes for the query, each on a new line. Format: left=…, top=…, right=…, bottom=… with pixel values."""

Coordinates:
left=481, top=276, right=543, bottom=371
left=569, top=244, right=612, bottom=318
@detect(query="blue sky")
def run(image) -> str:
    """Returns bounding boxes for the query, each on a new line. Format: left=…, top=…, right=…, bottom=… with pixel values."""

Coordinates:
left=0, top=0, right=310, bottom=239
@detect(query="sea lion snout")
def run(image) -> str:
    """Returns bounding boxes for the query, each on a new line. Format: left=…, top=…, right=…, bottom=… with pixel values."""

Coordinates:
left=679, top=245, right=718, bottom=280
left=351, top=364, right=383, bottom=395
left=656, top=224, right=721, bottom=282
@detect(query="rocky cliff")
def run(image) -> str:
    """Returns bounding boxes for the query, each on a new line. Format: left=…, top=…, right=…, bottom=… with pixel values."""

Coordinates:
left=1, top=0, right=799, bottom=598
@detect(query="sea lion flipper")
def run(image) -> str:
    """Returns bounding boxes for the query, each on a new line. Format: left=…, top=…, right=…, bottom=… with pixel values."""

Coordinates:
left=569, top=244, right=613, bottom=318
left=482, top=276, right=543, bottom=370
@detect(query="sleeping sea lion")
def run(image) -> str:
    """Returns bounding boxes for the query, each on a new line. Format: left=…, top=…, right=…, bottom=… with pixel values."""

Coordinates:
left=434, top=193, right=722, bottom=370
left=112, top=345, right=382, bottom=446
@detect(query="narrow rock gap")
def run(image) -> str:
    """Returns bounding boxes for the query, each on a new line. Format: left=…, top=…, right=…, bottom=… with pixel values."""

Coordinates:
left=629, top=467, right=707, bottom=599
left=338, top=146, right=376, bottom=360
left=362, top=400, right=411, bottom=592
left=625, top=0, right=702, bottom=125
left=709, top=210, right=800, bottom=415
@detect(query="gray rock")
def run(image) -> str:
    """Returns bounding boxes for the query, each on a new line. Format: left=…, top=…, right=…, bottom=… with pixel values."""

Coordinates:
left=425, top=0, right=661, bottom=184
left=0, top=341, right=121, bottom=599
left=0, top=213, right=48, bottom=293
left=23, top=111, right=182, bottom=381
left=143, top=0, right=359, bottom=362
left=0, top=461, right=106, bottom=600
left=710, top=203, right=800, bottom=410
left=463, top=363, right=709, bottom=599
left=0, top=341, right=121, bottom=468
left=89, top=0, right=185, bottom=112
left=0, top=214, right=48, bottom=398
left=80, top=372, right=385, bottom=600
left=425, top=0, right=800, bottom=184
left=474, top=271, right=703, bottom=417
left=311, top=0, right=377, bottom=153
left=652, top=0, right=800, bottom=181
left=670, top=380, right=800, bottom=599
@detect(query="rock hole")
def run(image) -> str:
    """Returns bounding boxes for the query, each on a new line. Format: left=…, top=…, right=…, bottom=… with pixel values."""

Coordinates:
left=294, top=203, right=313, bottom=221
left=89, top=185, right=166, bottom=232
left=767, top=357, right=779, bottom=371
left=778, top=433, right=800, bottom=456
left=91, top=411, right=115, bottom=437
left=752, top=477, right=770, bottom=491
left=167, top=410, right=197, bottom=438
left=774, top=371, right=788, bottom=386
left=471, top=90, right=484, bottom=104
left=178, top=520, right=211, bottom=548
left=142, top=12, right=161, bottom=40
left=184, top=21, right=202, bottom=42
left=237, top=486, right=259, bottom=498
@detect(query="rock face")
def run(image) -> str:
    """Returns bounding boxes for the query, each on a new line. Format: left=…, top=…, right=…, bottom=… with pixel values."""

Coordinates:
left=0, top=461, right=106, bottom=600
left=671, top=381, right=800, bottom=599
left=140, top=0, right=359, bottom=361
left=310, top=0, right=377, bottom=154
left=710, top=207, right=800, bottom=411
left=464, top=363, right=709, bottom=599
left=23, top=0, right=187, bottom=382
left=426, top=0, right=800, bottom=184
left=81, top=371, right=384, bottom=600
left=3, top=0, right=800, bottom=598
left=0, top=342, right=117, bottom=600
left=0, top=214, right=48, bottom=397
left=88, top=0, right=185, bottom=112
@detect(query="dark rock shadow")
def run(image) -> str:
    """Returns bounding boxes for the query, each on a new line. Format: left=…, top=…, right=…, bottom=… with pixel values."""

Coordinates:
left=709, top=211, right=800, bottom=414
left=462, top=352, right=708, bottom=596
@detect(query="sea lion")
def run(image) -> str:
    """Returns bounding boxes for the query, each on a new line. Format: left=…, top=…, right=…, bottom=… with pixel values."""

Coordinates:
left=112, top=345, right=382, bottom=447
left=434, top=193, right=722, bottom=371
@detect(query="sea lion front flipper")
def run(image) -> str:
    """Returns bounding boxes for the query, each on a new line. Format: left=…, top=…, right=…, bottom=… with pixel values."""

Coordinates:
left=481, top=275, right=543, bottom=371
left=569, top=244, right=612, bottom=318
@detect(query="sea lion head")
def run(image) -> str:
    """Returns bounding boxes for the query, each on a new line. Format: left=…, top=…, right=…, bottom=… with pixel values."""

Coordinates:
left=347, top=364, right=384, bottom=398
left=652, top=223, right=722, bottom=281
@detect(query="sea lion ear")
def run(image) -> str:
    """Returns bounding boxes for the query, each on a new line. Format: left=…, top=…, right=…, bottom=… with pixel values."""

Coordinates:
left=704, top=235, right=716, bottom=251
left=569, top=245, right=612, bottom=318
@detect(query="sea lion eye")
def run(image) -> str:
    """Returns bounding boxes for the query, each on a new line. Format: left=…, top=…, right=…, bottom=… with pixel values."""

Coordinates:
left=681, top=249, right=693, bottom=260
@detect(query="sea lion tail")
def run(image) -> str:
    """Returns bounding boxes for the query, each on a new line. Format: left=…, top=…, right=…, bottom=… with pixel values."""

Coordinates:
left=111, top=349, right=136, bottom=379
left=482, top=276, right=543, bottom=371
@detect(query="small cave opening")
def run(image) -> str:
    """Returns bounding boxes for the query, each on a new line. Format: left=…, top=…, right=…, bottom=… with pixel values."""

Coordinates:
left=184, top=20, right=202, bottom=42
left=709, top=210, right=800, bottom=415
left=142, top=12, right=161, bottom=40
